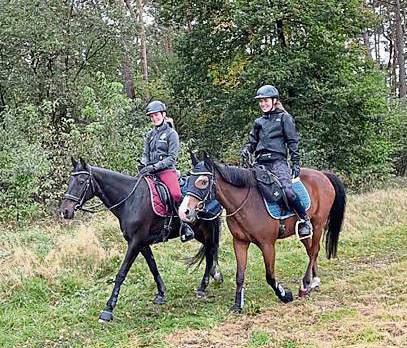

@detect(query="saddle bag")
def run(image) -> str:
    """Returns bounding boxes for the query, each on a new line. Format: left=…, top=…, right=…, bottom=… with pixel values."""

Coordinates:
left=253, top=166, right=284, bottom=203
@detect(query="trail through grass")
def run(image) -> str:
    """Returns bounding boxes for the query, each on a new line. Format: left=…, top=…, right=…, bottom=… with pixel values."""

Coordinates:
left=0, top=188, right=406, bottom=347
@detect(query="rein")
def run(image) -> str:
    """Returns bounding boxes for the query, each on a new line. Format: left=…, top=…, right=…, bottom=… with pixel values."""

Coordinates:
left=224, top=186, right=251, bottom=218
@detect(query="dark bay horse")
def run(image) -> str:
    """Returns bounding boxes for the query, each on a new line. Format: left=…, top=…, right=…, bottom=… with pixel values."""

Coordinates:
left=179, top=154, right=346, bottom=312
left=59, top=158, right=222, bottom=322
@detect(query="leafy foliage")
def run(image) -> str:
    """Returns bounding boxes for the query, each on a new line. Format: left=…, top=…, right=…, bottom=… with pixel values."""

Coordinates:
left=160, top=0, right=398, bottom=188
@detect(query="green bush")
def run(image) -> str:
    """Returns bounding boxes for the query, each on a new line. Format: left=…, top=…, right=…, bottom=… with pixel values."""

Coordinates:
left=0, top=74, right=147, bottom=222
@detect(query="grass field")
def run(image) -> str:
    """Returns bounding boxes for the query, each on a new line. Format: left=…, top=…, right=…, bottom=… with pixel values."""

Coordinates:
left=1, top=187, right=406, bottom=347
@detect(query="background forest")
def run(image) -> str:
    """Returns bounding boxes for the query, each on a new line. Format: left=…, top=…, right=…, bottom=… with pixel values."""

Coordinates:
left=0, top=0, right=406, bottom=222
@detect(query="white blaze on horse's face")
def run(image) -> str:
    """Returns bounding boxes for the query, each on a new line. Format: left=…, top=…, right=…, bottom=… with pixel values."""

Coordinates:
left=178, top=195, right=201, bottom=223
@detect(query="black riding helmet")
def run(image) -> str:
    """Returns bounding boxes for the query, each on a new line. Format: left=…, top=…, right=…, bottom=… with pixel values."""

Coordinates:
left=145, top=100, right=166, bottom=115
left=255, top=85, right=279, bottom=99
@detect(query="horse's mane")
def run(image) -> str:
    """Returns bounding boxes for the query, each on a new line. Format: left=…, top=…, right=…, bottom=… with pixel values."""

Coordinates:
left=213, top=161, right=257, bottom=188
left=91, top=166, right=137, bottom=181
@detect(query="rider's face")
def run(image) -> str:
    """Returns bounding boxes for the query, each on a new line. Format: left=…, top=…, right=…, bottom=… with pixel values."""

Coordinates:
left=258, top=98, right=274, bottom=113
left=149, top=112, right=164, bottom=126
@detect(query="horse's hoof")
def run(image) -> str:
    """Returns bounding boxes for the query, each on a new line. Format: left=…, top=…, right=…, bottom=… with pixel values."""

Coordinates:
left=298, top=287, right=310, bottom=298
left=280, top=290, right=294, bottom=303
left=230, top=304, right=243, bottom=313
left=153, top=294, right=166, bottom=305
left=311, top=277, right=321, bottom=291
left=212, top=271, right=223, bottom=284
left=98, top=310, right=114, bottom=323
left=196, top=290, right=207, bottom=299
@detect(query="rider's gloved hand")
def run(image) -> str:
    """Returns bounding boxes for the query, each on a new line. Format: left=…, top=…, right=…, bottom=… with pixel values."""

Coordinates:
left=139, top=164, right=155, bottom=176
left=291, top=163, right=301, bottom=179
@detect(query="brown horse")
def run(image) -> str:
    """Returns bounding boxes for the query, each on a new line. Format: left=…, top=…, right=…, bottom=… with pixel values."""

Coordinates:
left=179, top=153, right=346, bottom=311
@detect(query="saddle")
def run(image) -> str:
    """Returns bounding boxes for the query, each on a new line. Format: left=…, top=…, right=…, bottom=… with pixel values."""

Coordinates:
left=144, top=176, right=175, bottom=217
left=252, top=166, right=311, bottom=220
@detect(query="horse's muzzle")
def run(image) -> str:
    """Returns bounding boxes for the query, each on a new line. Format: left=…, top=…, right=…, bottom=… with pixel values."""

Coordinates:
left=59, top=199, right=76, bottom=219
left=178, top=196, right=199, bottom=223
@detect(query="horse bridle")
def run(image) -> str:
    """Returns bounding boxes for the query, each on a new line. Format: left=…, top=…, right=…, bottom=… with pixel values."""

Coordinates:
left=63, top=169, right=95, bottom=210
left=188, top=167, right=251, bottom=218
left=63, top=167, right=143, bottom=213
left=186, top=169, right=216, bottom=213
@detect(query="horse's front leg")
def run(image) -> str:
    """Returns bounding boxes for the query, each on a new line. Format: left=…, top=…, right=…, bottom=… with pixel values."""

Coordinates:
left=141, top=245, right=166, bottom=304
left=99, top=238, right=141, bottom=323
left=231, top=238, right=249, bottom=313
left=260, top=243, right=293, bottom=303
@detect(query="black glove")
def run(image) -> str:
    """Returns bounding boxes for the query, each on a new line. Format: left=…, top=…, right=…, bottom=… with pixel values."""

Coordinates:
left=139, top=164, right=155, bottom=176
left=291, top=163, right=301, bottom=179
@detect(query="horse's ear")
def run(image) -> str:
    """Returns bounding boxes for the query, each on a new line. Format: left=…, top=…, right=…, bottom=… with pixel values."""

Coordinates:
left=71, top=156, right=77, bottom=168
left=202, top=151, right=214, bottom=170
left=79, top=157, right=87, bottom=169
left=189, top=150, right=199, bottom=166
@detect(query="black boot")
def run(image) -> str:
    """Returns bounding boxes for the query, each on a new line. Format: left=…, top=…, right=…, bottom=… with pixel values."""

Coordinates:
left=180, top=222, right=195, bottom=243
left=288, top=193, right=313, bottom=239
left=174, top=202, right=195, bottom=243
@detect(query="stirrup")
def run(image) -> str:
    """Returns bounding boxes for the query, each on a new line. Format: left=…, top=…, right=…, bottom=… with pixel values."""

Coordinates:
left=295, top=219, right=313, bottom=240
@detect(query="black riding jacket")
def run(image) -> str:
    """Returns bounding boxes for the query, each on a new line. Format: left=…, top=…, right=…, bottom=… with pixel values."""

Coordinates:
left=243, top=108, right=300, bottom=164
left=141, top=122, right=179, bottom=171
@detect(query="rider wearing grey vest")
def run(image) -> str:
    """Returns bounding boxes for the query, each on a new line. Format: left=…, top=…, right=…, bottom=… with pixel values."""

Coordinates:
left=241, top=85, right=312, bottom=238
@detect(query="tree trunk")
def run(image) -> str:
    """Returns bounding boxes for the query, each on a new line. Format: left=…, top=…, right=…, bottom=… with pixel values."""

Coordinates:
left=363, top=31, right=372, bottom=58
left=276, top=19, right=287, bottom=48
left=137, top=0, right=148, bottom=83
left=395, top=0, right=406, bottom=97
left=123, top=51, right=136, bottom=99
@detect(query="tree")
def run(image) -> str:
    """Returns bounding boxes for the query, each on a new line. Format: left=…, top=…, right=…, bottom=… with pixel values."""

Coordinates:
left=158, top=0, right=395, bottom=185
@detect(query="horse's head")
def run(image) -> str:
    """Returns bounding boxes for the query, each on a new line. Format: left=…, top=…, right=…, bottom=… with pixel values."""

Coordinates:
left=59, top=157, right=96, bottom=219
left=179, top=152, right=216, bottom=223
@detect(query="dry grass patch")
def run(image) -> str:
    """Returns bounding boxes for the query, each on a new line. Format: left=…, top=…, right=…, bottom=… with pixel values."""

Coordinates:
left=0, top=224, right=119, bottom=289
left=166, top=255, right=407, bottom=348
left=344, top=188, right=407, bottom=235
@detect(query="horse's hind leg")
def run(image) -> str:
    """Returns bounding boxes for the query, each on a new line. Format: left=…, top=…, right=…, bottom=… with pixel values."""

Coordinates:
left=299, top=223, right=322, bottom=297
left=141, top=245, right=166, bottom=304
left=209, top=219, right=223, bottom=284
left=99, top=239, right=141, bottom=323
left=231, top=238, right=249, bottom=313
left=196, top=250, right=212, bottom=298
left=260, top=243, right=293, bottom=304
left=197, top=219, right=223, bottom=298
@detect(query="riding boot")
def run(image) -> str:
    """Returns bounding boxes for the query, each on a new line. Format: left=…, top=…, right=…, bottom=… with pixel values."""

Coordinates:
left=174, top=202, right=195, bottom=243
left=288, top=193, right=313, bottom=239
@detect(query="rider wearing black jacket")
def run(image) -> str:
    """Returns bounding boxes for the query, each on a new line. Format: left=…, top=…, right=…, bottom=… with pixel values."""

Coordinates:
left=241, top=85, right=312, bottom=238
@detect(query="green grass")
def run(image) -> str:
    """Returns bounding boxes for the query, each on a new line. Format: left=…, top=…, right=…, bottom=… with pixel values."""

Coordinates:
left=0, top=188, right=406, bottom=347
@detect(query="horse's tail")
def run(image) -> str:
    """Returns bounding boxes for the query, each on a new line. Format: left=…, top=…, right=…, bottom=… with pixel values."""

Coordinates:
left=323, top=172, right=346, bottom=259
left=186, top=244, right=206, bottom=268
left=185, top=217, right=221, bottom=269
